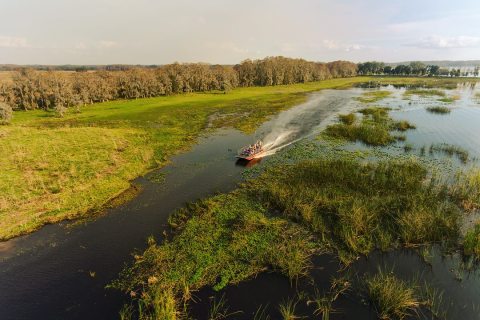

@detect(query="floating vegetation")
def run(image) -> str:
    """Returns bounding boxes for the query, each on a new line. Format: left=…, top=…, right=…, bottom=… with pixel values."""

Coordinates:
left=429, top=143, right=469, bottom=163
left=356, top=90, right=392, bottom=103
left=426, top=106, right=451, bottom=114
left=393, top=120, right=416, bottom=131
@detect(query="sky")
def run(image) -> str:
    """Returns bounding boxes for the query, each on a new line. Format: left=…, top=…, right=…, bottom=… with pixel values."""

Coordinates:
left=1, top=0, right=480, bottom=65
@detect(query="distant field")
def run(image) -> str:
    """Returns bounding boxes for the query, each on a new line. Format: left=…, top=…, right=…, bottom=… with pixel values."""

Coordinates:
left=1, top=76, right=478, bottom=240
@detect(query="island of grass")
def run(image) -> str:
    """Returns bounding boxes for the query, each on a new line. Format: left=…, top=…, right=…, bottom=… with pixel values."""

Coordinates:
left=324, top=107, right=415, bottom=146
left=355, top=90, right=392, bottom=103
left=426, top=106, right=451, bottom=114
left=404, top=88, right=446, bottom=98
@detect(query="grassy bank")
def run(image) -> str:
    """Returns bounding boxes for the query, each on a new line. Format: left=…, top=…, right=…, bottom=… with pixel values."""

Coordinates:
left=1, top=76, right=380, bottom=240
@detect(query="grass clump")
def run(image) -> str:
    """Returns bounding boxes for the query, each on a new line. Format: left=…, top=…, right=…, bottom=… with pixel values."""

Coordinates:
left=438, top=95, right=460, bottom=103
left=278, top=298, right=300, bottom=320
left=463, top=223, right=480, bottom=257
left=450, top=169, right=480, bottom=211
left=404, top=89, right=446, bottom=98
left=338, top=113, right=356, bottom=125
left=365, top=270, right=420, bottom=319
left=356, top=90, right=392, bottom=103
left=426, top=106, right=451, bottom=114
left=325, top=107, right=415, bottom=146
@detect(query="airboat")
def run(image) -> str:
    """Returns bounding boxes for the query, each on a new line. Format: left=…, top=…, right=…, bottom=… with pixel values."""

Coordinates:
left=236, top=140, right=265, bottom=161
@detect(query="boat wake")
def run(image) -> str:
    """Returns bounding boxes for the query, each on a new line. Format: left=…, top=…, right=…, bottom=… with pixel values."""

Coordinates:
left=253, top=90, right=359, bottom=158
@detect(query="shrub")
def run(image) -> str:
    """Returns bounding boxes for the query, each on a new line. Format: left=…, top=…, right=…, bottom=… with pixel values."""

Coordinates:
left=0, top=101, right=12, bottom=124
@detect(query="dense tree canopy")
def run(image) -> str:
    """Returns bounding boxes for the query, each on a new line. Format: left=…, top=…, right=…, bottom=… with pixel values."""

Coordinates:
left=0, top=57, right=358, bottom=111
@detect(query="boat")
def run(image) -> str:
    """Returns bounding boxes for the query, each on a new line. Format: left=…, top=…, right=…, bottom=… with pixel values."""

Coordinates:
left=236, top=140, right=264, bottom=160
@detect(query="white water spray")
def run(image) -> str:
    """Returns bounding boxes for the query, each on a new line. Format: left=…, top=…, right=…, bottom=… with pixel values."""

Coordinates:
left=252, top=90, right=360, bottom=158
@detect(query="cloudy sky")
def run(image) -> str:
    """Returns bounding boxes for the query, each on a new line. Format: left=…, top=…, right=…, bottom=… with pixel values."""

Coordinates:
left=1, top=0, right=480, bottom=64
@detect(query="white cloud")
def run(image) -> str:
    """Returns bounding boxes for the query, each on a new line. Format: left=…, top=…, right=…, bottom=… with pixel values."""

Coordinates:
left=0, top=36, right=28, bottom=48
left=408, top=35, right=480, bottom=49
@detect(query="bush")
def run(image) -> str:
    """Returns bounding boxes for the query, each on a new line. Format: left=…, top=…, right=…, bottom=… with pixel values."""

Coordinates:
left=0, top=101, right=12, bottom=124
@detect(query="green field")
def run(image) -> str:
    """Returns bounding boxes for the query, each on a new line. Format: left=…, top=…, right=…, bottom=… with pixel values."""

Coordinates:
left=1, top=76, right=383, bottom=240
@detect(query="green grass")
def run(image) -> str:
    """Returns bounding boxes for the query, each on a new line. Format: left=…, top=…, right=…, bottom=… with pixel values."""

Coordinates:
left=365, top=270, right=420, bottom=319
left=450, top=168, right=480, bottom=211
left=324, top=107, right=415, bottom=146
left=463, top=223, right=480, bottom=257
left=355, top=90, right=392, bottom=103
left=338, top=113, right=356, bottom=125
left=426, top=106, right=451, bottom=114
left=404, top=89, right=446, bottom=97
left=0, top=76, right=378, bottom=240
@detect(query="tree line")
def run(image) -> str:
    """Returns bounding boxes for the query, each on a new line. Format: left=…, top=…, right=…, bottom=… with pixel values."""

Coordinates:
left=0, top=57, right=357, bottom=117
left=358, top=61, right=478, bottom=77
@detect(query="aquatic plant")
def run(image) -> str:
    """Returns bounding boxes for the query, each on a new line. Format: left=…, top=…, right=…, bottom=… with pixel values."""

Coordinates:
left=404, top=89, right=446, bottom=97
left=356, top=90, right=392, bottom=103
left=278, top=298, right=300, bottom=320
left=253, top=304, right=271, bottom=320
left=430, top=143, right=469, bottom=163
left=325, top=107, right=415, bottom=146
left=365, top=270, right=420, bottom=319
left=426, top=106, right=451, bottom=114
left=208, top=294, right=239, bottom=320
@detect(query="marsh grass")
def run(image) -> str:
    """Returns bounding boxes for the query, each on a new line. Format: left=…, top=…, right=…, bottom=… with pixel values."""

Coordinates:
left=430, top=143, right=469, bottom=163
left=338, top=113, right=356, bottom=125
left=463, top=223, right=480, bottom=257
left=365, top=270, right=420, bottom=319
left=250, top=159, right=459, bottom=263
left=404, top=89, right=446, bottom=98
left=426, top=106, right=451, bottom=114
left=450, top=169, right=480, bottom=211
left=438, top=95, right=460, bottom=103
left=325, top=107, right=415, bottom=146
left=253, top=304, right=271, bottom=320
left=278, top=297, right=300, bottom=320
left=116, top=154, right=464, bottom=317
left=356, top=90, right=392, bottom=103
